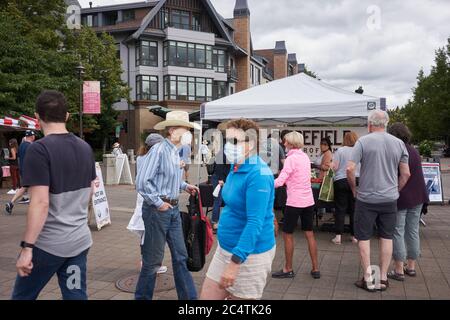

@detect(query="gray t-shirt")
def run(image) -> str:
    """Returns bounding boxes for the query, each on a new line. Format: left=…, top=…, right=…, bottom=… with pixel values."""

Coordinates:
left=333, top=146, right=360, bottom=181
left=22, top=133, right=96, bottom=257
left=351, top=132, right=409, bottom=204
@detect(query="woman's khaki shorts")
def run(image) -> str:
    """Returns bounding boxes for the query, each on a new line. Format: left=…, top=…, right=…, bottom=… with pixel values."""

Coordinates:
left=205, top=244, right=276, bottom=299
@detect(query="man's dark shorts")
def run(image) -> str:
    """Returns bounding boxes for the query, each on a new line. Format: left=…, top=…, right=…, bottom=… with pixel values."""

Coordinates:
left=282, top=205, right=315, bottom=233
left=354, top=199, right=397, bottom=240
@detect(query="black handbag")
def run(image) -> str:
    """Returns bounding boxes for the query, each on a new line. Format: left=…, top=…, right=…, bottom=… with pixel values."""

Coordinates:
left=181, top=194, right=208, bottom=272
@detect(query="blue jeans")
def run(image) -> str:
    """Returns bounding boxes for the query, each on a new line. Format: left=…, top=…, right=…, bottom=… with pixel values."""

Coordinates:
left=135, top=202, right=197, bottom=300
left=393, top=204, right=423, bottom=262
left=12, top=247, right=88, bottom=300
left=211, top=175, right=223, bottom=224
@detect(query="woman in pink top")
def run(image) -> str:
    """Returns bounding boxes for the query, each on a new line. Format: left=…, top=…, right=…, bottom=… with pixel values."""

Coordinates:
left=271, top=131, right=320, bottom=280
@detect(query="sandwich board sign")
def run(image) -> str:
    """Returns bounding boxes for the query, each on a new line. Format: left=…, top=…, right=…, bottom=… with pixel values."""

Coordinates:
left=422, top=162, right=444, bottom=204
left=91, top=162, right=111, bottom=230
left=115, top=154, right=133, bottom=185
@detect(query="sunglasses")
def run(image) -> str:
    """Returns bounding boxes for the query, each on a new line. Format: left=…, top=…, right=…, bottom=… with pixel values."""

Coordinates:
left=226, top=137, right=249, bottom=145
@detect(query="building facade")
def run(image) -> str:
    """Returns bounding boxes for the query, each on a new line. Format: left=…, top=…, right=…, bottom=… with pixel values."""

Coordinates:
left=80, top=0, right=302, bottom=151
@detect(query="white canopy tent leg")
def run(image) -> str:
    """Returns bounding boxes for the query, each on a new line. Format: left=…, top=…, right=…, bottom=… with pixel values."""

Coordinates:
left=196, top=118, right=203, bottom=187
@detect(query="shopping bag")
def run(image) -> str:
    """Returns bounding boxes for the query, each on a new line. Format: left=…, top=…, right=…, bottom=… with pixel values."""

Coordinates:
left=318, top=169, right=335, bottom=202
left=212, top=184, right=221, bottom=198
left=181, top=192, right=214, bottom=272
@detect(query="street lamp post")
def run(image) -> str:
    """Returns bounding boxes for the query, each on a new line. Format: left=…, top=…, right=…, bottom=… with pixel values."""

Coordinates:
left=75, top=63, right=85, bottom=139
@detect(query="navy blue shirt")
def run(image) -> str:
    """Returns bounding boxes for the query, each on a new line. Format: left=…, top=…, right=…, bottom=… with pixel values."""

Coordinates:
left=18, top=141, right=31, bottom=175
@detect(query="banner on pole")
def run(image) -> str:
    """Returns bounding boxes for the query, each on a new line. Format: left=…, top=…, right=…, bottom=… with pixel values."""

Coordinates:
left=83, top=81, right=101, bottom=114
left=92, top=162, right=111, bottom=230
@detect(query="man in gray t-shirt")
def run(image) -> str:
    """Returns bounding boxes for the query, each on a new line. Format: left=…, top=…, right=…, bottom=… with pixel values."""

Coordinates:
left=347, top=110, right=411, bottom=293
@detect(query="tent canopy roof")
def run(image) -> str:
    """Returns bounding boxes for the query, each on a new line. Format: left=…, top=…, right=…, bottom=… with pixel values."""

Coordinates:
left=202, top=73, right=383, bottom=126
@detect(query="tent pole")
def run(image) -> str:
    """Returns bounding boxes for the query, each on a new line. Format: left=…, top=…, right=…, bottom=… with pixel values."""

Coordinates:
left=197, top=119, right=203, bottom=187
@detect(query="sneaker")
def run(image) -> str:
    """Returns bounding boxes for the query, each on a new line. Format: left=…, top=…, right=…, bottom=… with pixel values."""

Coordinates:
left=6, top=189, right=16, bottom=195
left=272, top=270, right=295, bottom=279
left=17, top=197, right=30, bottom=204
left=157, top=266, right=168, bottom=274
left=5, top=202, right=13, bottom=215
left=331, top=236, right=341, bottom=245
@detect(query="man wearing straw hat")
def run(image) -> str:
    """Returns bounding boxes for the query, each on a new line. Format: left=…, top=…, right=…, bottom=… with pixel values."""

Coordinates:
left=135, top=111, right=200, bottom=300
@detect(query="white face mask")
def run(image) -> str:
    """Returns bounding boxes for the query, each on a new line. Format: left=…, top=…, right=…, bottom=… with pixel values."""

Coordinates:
left=181, top=131, right=192, bottom=146
left=224, top=142, right=245, bottom=164
left=170, top=127, right=188, bottom=143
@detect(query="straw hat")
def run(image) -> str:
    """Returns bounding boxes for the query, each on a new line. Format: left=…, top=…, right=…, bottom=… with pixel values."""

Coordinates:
left=112, top=142, right=120, bottom=148
left=154, top=111, right=201, bottom=131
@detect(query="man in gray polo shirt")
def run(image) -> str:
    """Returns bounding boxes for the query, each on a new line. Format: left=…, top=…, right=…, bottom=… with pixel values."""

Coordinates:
left=347, top=110, right=410, bottom=293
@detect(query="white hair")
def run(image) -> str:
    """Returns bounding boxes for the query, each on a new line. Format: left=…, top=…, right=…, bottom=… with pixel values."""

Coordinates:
left=368, top=110, right=389, bottom=128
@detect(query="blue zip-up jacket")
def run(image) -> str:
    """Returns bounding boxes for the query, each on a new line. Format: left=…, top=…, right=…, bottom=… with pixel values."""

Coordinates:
left=218, top=155, right=275, bottom=263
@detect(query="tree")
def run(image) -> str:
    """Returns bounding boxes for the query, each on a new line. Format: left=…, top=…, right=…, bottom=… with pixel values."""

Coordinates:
left=302, top=65, right=319, bottom=79
left=403, top=38, right=450, bottom=144
left=0, top=1, right=130, bottom=152
left=65, top=28, right=130, bottom=151
left=0, top=1, right=76, bottom=116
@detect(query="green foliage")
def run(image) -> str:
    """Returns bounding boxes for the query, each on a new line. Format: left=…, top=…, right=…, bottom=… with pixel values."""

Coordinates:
left=0, top=1, right=130, bottom=150
left=402, top=38, right=450, bottom=144
left=418, top=140, right=433, bottom=158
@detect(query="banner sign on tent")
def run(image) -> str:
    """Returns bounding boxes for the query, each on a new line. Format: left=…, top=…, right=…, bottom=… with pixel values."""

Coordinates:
left=91, top=162, right=111, bottom=230
left=422, top=163, right=444, bottom=203
left=83, top=81, right=101, bottom=114
left=294, top=127, right=367, bottom=161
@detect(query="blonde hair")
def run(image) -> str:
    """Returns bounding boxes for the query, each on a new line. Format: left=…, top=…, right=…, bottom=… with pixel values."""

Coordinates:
left=284, top=131, right=304, bottom=148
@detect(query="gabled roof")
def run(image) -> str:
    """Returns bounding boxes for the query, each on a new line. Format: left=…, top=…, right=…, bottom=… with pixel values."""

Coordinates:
left=81, top=1, right=158, bottom=14
left=128, top=0, right=234, bottom=44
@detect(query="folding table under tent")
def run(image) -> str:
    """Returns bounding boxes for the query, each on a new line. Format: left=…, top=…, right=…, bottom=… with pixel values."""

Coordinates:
left=200, top=73, right=385, bottom=126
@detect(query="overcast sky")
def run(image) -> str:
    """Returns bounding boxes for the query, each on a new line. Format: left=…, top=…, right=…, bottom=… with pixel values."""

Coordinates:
left=79, top=0, right=450, bottom=108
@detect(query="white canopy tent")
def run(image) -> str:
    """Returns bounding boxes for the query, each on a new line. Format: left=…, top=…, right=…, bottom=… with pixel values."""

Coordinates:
left=201, top=73, right=384, bottom=126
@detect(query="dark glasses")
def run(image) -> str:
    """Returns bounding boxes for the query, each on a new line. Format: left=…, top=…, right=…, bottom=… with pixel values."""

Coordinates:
left=226, top=137, right=248, bottom=145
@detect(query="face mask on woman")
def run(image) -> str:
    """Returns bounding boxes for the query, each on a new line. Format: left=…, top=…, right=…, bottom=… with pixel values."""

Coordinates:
left=224, top=142, right=245, bottom=164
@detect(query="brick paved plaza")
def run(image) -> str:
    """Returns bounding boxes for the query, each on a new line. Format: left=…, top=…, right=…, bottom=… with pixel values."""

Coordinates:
left=0, top=167, right=449, bottom=300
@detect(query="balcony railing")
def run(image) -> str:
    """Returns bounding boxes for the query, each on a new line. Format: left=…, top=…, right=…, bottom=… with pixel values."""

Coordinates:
left=226, top=66, right=238, bottom=82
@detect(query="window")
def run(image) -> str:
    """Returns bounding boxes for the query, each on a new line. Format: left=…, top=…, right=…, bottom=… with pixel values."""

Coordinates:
left=213, top=49, right=226, bottom=72
left=164, top=76, right=212, bottom=101
left=136, top=75, right=158, bottom=101
left=103, top=11, right=118, bottom=26
left=256, top=68, right=261, bottom=85
left=171, top=10, right=190, bottom=30
left=251, top=65, right=254, bottom=85
left=230, top=87, right=234, bottom=95
left=122, top=10, right=135, bottom=22
left=82, top=14, right=98, bottom=27
left=116, top=43, right=121, bottom=59
left=213, top=81, right=227, bottom=100
left=188, top=43, right=195, bottom=67
left=136, top=41, right=158, bottom=67
left=196, top=44, right=205, bottom=69
left=192, top=13, right=201, bottom=31
left=163, top=41, right=212, bottom=69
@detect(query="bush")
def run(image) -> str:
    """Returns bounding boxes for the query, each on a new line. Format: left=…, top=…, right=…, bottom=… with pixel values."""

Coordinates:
left=93, top=149, right=104, bottom=162
left=418, top=140, right=433, bottom=157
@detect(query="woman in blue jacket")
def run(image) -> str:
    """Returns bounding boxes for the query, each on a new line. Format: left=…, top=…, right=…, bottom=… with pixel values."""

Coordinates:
left=200, top=119, right=276, bottom=300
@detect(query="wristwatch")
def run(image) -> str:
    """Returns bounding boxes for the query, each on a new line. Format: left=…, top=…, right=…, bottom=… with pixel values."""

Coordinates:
left=231, top=254, right=243, bottom=265
left=20, top=241, right=35, bottom=249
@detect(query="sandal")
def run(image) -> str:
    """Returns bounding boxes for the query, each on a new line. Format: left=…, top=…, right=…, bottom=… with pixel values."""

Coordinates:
left=377, top=279, right=389, bottom=291
left=387, top=270, right=405, bottom=282
left=272, top=270, right=295, bottom=279
left=354, top=278, right=377, bottom=293
left=404, top=267, right=417, bottom=277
